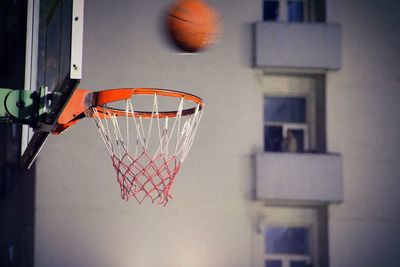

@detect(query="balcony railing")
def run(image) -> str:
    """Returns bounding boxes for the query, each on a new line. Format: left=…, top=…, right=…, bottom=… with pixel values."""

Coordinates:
left=255, top=22, right=342, bottom=72
left=255, top=152, right=343, bottom=205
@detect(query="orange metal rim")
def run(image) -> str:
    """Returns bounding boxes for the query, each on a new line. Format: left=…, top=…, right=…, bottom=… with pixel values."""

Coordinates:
left=94, top=88, right=205, bottom=118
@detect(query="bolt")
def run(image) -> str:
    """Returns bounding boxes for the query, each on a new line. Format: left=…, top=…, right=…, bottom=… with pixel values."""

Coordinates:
left=16, top=100, right=25, bottom=108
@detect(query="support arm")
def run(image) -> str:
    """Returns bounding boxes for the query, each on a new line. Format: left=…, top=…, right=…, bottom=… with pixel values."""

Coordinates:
left=0, top=88, right=39, bottom=126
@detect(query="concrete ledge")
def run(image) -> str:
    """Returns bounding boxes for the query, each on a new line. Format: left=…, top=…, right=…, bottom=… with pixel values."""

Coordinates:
left=255, top=152, right=343, bottom=204
left=255, top=22, right=342, bottom=71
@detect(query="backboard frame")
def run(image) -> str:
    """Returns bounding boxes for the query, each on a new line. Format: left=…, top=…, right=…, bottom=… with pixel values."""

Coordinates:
left=21, top=0, right=84, bottom=169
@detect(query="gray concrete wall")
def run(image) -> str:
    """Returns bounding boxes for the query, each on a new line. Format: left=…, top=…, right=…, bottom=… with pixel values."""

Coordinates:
left=327, top=0, right=400, bottom=266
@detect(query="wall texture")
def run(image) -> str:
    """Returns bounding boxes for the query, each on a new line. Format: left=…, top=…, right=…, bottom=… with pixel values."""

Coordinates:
left=34, top=0, right=400, bottom=267
left=327, top=0, right=400, bottom=266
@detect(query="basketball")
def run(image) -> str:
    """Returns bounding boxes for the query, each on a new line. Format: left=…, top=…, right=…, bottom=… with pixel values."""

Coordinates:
left=166, top=0, right=218, bottom=53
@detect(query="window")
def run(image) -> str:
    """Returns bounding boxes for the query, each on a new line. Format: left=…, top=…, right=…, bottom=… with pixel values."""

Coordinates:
left=253, top=206, right=329, bottom=267
left=263, top=0, right=326, bottom=22
left=263, top=1, right=279, bottom=21
left=264, top=96, right=308, bottom=153
left=287, top=1, right=305, bottom=22
left=266, top=260, right=282, bottom=267
left=261, top=74, right=326, bottom=153
left=264, top=226, right=312, bottom=267
left=265, top=226, right=309, bottom=254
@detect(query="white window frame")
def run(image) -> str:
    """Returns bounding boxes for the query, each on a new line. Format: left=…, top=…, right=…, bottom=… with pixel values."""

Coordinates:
left=265, top=122, right=309, bottom=151
left=266, top=253, right=311, bottom=267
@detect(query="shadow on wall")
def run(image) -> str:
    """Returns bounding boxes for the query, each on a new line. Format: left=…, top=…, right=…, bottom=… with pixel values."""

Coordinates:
left=35, top=214, right=118, bottom=267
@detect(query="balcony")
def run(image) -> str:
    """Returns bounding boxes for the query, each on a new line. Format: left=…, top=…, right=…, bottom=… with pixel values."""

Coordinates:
left=255, top=22, right=342, bottom=72
left=255, top=152, right=343, bottom=205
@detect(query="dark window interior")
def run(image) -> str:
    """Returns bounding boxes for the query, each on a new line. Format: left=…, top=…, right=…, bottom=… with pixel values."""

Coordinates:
left=263, top=1, right=279, bottom=21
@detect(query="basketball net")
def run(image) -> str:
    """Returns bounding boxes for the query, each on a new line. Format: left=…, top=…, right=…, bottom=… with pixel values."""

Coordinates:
left=91, top=94, right=203, bottom=205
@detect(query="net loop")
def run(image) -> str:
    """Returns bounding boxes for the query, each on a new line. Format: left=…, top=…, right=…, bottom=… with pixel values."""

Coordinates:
left=92, top=90, right=203, bottom=205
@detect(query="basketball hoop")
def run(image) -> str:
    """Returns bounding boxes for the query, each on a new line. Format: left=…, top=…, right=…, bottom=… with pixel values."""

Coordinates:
left=55, top=88, right=204, bottom=205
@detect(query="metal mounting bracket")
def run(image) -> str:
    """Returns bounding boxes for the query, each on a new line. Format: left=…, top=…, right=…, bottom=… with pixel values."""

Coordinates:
left=0, top=87, right=50, bottom=127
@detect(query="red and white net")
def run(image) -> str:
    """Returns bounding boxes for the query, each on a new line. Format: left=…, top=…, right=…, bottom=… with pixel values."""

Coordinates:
left=91, top=93, right=203, bottom=205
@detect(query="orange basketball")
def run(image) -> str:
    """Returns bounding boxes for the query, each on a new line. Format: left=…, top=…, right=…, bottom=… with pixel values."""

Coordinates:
left=166, top=0, right=218, bottom=52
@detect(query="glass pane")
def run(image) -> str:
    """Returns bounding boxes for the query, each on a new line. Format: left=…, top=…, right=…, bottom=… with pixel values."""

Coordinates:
left=288, top=0, right=305, bottom=22
left=263, top=1, right=279, bottom=21
left=264, top=97, right=306, bottom=123
left=265, top=226, right=309, bottom=254
left=265, top=260, right=282, bottom=267
left=265, top=126, right=283, bottom=152
left=290, top=260, right=309, bottom=267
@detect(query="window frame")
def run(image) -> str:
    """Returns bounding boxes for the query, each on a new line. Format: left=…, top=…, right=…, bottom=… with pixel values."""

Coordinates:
left=264, top=94, right=312, bottom=153
left=265, top=122, right=309, bottom=152
left=260, top=74, right=324, bottom=153
left=266, top=254, right=311, bottom=267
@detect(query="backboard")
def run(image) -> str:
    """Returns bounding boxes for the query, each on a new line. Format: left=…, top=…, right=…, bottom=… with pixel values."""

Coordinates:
left=21, top=0, right=84, bottom=168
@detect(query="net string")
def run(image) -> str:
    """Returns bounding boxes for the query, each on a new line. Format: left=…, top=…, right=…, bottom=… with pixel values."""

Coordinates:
left=91, top=93, right=203, bottom=205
